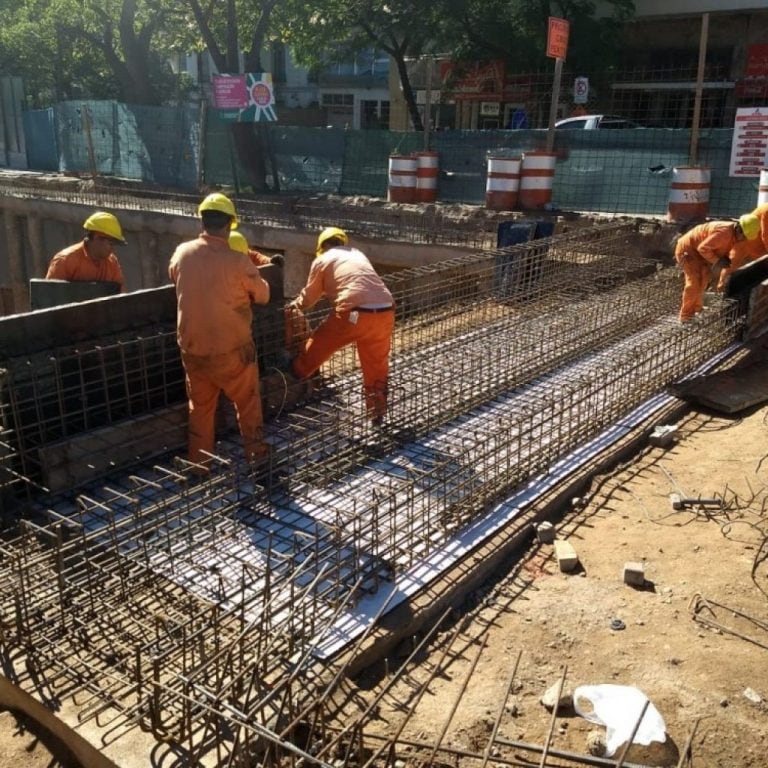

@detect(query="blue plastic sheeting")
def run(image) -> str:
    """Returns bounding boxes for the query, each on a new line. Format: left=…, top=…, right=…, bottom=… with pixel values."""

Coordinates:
left=52, top=101, right=200, bottom=189
left=23, top=108, right=58, bottom=171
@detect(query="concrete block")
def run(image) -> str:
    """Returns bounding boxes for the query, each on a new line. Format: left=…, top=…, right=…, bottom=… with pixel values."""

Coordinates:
left=536, top=521, right=555, bottom=544
left=649, top=424, right=678, bottom=448
left=623, top=561, right=645, bottom=587
left=554, top=539, right=579, bottom=572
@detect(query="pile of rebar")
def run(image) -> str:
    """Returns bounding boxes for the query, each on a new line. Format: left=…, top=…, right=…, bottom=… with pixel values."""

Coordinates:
left=0, top=221, right=736, bottom=765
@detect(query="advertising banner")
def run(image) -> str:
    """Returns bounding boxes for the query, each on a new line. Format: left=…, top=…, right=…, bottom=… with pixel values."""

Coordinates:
left=212, top=73, right=277, bottom=122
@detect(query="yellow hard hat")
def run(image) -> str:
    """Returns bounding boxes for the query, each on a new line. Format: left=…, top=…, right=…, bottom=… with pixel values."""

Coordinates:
left=738, top=213, right=760, bottom=241
left=83, top=211, right=126, bottom=244
left=198, top=192, right=239, bottom=228
left=228, top=231, right=249, bottom=255
left=316, top=226, right=348, bottom=256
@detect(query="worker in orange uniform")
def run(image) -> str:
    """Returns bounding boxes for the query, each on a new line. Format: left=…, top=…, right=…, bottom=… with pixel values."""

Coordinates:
left=674, top=213, right=760, bottom=322
left=229, top=231, right=285, bottom=268
left=45, top=211, right=126, bottom=290
left=169, top=193, right=271, bottom=469
left=289, top=227, right=395, bottom=425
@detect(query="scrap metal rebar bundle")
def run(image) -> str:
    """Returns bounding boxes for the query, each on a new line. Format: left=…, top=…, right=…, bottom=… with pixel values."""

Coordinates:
left=0, top=221, right=739, bottom=765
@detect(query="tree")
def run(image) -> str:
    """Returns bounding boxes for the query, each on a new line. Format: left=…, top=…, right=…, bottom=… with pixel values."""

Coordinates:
left=448, top=0, right=635, bottom=71
left=282, top=0, right=452, bottom=131
left=0, top=0, right=189, bottom=106
left=186, top=0, right=279, bottom=190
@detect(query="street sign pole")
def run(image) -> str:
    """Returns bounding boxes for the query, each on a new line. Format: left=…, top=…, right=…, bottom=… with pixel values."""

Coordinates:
left=545, top=17, right=569, bottom=152
left=546, top=58, right=563, bottom=152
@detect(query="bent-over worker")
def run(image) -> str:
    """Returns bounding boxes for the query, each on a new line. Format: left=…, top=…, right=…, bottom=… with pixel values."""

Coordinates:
left=45, top=211, right=126, bottom=290
left=289, top=227, right=394, bottom=425
left=169, top=193, right=271, bottom=468
left=674, top=214, right=760, bottom=322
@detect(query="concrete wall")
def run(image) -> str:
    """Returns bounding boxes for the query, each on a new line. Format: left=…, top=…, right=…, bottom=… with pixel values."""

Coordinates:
left=0, top=195, right=470, bottom=315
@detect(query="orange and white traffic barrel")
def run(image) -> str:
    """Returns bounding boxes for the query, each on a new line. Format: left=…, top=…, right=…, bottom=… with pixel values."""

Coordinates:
left=415, top=151, right=439, bottom=203
left=485, top=156, right=521, bottom=211
left=518, top=151, right=557, bottom=209
left=668, top=166, right=710, bottom=222
left=758, top=168, right=768, bottom=207
left=387, top=154, right=417, bottom=203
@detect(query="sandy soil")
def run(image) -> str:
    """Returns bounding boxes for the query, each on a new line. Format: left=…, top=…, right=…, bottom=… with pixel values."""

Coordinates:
left=2, top=391, right=767, bottom=767
left=355, top=403, right=768, bottom=767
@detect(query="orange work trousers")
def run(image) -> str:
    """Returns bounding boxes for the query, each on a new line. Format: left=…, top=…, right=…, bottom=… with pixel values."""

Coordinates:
left=181, top=342, right=265, bottom=464
left=675, top=251, right=711, bottom=321
left=293, top=309, right=394, bottom=420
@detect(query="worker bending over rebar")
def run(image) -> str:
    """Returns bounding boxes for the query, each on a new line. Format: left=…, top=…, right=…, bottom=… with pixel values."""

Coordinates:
left=288, top=227, right=394, bottom=426
left=674, top=213, right=759, bottom=322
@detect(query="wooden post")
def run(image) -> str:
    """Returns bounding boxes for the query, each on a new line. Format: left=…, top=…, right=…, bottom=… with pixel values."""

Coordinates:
left=689, top=13, right=709, bottom=166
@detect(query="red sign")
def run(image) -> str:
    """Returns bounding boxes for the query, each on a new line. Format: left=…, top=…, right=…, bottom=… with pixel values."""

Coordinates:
left=212, top=75, right=248, bottom=109
left=746, top=44, right=768, bottom=77
left=440, top=60, right=506, bottom=102
left=547, top=17, right=570, bottom=60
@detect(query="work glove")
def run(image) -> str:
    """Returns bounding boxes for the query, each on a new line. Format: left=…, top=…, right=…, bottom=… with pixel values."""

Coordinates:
left=270, top=254, right=285, bottom=267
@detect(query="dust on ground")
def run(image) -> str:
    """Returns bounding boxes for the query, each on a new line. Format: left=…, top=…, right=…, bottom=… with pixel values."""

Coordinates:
left=348, top=402, right=768, bottom=767
left=3, top=400, right=768, bottom=768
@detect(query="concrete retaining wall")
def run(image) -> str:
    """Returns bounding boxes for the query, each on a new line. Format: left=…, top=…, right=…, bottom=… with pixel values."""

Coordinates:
left=0, top=195, right=473, bottom=315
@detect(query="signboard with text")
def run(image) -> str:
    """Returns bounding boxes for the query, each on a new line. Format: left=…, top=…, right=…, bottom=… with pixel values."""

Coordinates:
left=574, top=77, right=589, bottom=104
left=212, top=73, right=277, bottom=122
left=547, top=17, right=570, bottom=60
left=729, top=107, right=768, bottom=177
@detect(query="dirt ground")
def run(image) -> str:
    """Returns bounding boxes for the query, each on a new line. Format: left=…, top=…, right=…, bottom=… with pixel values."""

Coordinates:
left=2, top=393, right=767, bottom=767
left=354, top=402, right=768, bottom=767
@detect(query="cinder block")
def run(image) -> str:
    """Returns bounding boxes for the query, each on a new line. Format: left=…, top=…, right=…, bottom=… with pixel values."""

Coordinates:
left=623, top=561, right=645, bottom=586
left=554, top=539, right=579, bottom=572
left=536, top=521, right=555, bottom=544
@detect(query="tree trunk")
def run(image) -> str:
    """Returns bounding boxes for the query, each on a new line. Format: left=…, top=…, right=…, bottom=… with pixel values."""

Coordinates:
left=232, top=123, right=269, bottom=192
left=393, top=51, right=423, bottom=131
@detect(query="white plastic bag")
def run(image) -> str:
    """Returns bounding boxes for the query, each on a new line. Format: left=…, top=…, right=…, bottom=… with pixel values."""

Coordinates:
left=573, top=684, right=667, bottom=757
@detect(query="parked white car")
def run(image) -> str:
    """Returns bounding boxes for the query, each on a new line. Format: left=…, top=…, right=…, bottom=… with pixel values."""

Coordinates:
left=555, top=114, right=643, bottom=129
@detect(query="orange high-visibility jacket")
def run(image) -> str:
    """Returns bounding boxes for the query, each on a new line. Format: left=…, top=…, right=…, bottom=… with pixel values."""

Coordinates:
left=293, top=246, right=393, bottom=313
left=169, top=233, right=270, bottom=356
left=45, top=241, right=124, bottom=288
left=752, top=203, right=768, bottom=253
left=675, top=221, right=738, bottom=265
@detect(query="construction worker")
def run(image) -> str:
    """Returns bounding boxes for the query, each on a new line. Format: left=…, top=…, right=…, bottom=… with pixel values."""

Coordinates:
left=169, top=193, right=271, bottom=469
left=746, top=202, right=768, bottom=255
left=228, top=231, right=285, bottom=268
left=45, top=211, right=126, bottom=289
left=674, top=213, right=760, bottom=322
left=289, top=227, right=394, bottom=425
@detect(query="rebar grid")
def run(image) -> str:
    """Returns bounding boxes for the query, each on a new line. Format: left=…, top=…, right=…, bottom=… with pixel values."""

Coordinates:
left=0, top=178, right=501, bottom=249
left=0, top=302, right=738, bottom=764
left=0, top=220, right=739, bottom=764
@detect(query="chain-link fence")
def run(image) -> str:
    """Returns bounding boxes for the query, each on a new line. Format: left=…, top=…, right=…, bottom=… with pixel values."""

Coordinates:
left=12, top=96, right=765, bottom=217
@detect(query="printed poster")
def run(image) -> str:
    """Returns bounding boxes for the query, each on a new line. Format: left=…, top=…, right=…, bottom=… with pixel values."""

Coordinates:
left=212, top=73, right=277, bottom=122
left=729, top=107, right=768, bottom=177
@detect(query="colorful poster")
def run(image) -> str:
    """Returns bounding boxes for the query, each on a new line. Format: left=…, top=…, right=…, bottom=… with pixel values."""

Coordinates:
left=729, top=107, right=768, bottom=177
left=213, top=73, right=277, bottom=122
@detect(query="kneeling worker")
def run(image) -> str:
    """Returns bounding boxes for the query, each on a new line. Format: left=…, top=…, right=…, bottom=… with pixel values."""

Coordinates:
left=289, top=227, right=394, bottom=425
left=45, top=211, right=126, bottom=290
left=169, top=193, right=271, bottom=468
left=674, top=213, right=760, bottom=322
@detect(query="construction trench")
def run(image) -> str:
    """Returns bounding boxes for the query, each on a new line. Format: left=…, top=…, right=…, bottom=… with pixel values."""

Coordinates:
left=0, top=195, right=767, bottom=767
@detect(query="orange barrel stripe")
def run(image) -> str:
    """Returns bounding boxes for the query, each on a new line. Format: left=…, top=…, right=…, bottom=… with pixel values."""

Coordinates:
left=519, top=151, right=557, bottom=209
left=415, top=151, right=439, bottom=203
left=387, top=154, right=418, bottom=203
left=668, top=166, right=710, bottom=223
left=759, top=168, right=768, bottom=207
left=485, top=156, right=521, bottom=211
